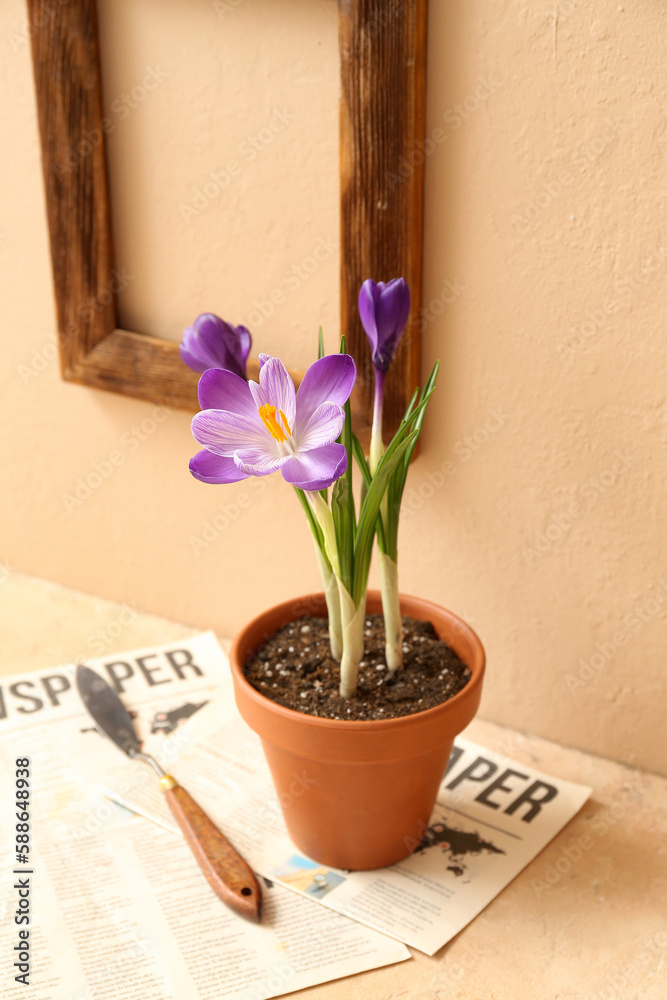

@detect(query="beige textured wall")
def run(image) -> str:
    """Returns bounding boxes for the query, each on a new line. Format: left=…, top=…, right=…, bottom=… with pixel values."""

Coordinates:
left=96, top=0, right=340, bottom=365
left=2, top=0, right=666, bottom=775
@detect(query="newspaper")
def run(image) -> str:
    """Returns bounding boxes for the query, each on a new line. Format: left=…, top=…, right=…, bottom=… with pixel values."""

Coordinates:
left=0, top=632, right=409, bottom=999
left=98, top=637, right=592, bottom=956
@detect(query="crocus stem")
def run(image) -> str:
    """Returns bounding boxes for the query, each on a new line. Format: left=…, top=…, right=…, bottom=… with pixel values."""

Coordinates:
left=338, top=583, right=366, bottom=699
left=306, top=491, right=366, bottom=696
left=314, top=544, right=343, bottom=662
left=305, top=491, right=346, bottom=663
left=378, top=551, right=402, bottom=672
left=369, top=368, right=386, bottom=476
left=306, top=491, right=340, bottom=578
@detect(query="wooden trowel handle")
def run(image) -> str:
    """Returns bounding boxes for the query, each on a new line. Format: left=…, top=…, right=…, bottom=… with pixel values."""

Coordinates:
left=161, top=778, right=262, bottom=922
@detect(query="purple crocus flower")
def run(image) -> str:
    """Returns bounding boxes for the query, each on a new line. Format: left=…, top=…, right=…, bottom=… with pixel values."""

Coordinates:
left=180, top=313, right=251, bottom=379
left=190, top=354, right=356, bottom=491
left=358, top=278, right=411, bottom=372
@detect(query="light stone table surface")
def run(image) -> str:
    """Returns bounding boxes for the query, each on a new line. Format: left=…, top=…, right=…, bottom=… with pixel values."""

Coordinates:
left=1, top=571, right=665, bottom=1000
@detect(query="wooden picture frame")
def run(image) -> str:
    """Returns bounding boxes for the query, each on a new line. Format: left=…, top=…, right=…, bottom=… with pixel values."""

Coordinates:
left=28, top=0, right=426, bottom=440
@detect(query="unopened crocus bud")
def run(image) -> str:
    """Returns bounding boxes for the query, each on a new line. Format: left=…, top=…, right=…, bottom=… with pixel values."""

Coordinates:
left=358, top=278, right=411, bottom=473
left=358, top=278, right=411, bottom=372
left=180, top=313, right=251, bottom=379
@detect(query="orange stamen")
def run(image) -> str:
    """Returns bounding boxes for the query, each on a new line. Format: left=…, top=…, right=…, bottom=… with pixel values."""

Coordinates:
left=258, top=404, right=292, bottom=442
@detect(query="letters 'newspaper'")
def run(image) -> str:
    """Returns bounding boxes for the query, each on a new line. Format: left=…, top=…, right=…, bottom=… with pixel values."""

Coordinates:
left=98, top=634, right=591, bottom=956
left=0, top=632, right=410, bottom=1000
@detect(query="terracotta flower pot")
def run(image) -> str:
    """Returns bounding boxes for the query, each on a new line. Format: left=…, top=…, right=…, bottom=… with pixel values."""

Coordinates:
left=230, top=590, right=485, bottom=870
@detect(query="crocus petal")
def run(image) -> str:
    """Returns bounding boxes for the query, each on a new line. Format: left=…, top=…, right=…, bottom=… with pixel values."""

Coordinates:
left=280, top=443, right=348, bottom=491
left=196, top=313, right=230, bottom=356
left=248, top=357, right=297, bottom=428
left=295, top=401, right=345, bottom=451
left=262, top=358, right=296, bottom=421
left=258, top=353, right=271, bottom=369
left=235, top=325, right=252, bottom=367
left=233, top=447, right=290, bottom=477
left=358, top=280, right=381, bottom=353
left=179, top=339, right=210, bottom=374
left=375, top=281, right=411, bottom=360
left=294, top=354, right=357, bottom=429
left=192, top=408, right=268, bottom=457
left=197, top=367, right=257, bottom=417
left=247, top=379, right=263, bottom=411
left=189, top=450, right=249, bottom=484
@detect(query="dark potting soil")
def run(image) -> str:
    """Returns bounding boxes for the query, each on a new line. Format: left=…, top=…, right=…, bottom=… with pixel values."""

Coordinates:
left=244, top=614, right=471, bottom=721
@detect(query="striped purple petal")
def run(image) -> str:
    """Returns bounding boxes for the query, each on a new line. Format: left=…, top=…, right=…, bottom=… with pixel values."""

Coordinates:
left=189, top=450, right=249, bottom=484
left=192, top=408, right=269, bottom=457
left=280, top=443, right=348, bottom=490
left=197, top=367, right=257, bottom=416
left=296, top=401, right=345, bottom=451
left=249, top=357, right=297, bottom=429
left=294, top=354, right=356, bottom=431
left=233, top=447, right=290, bottom=477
